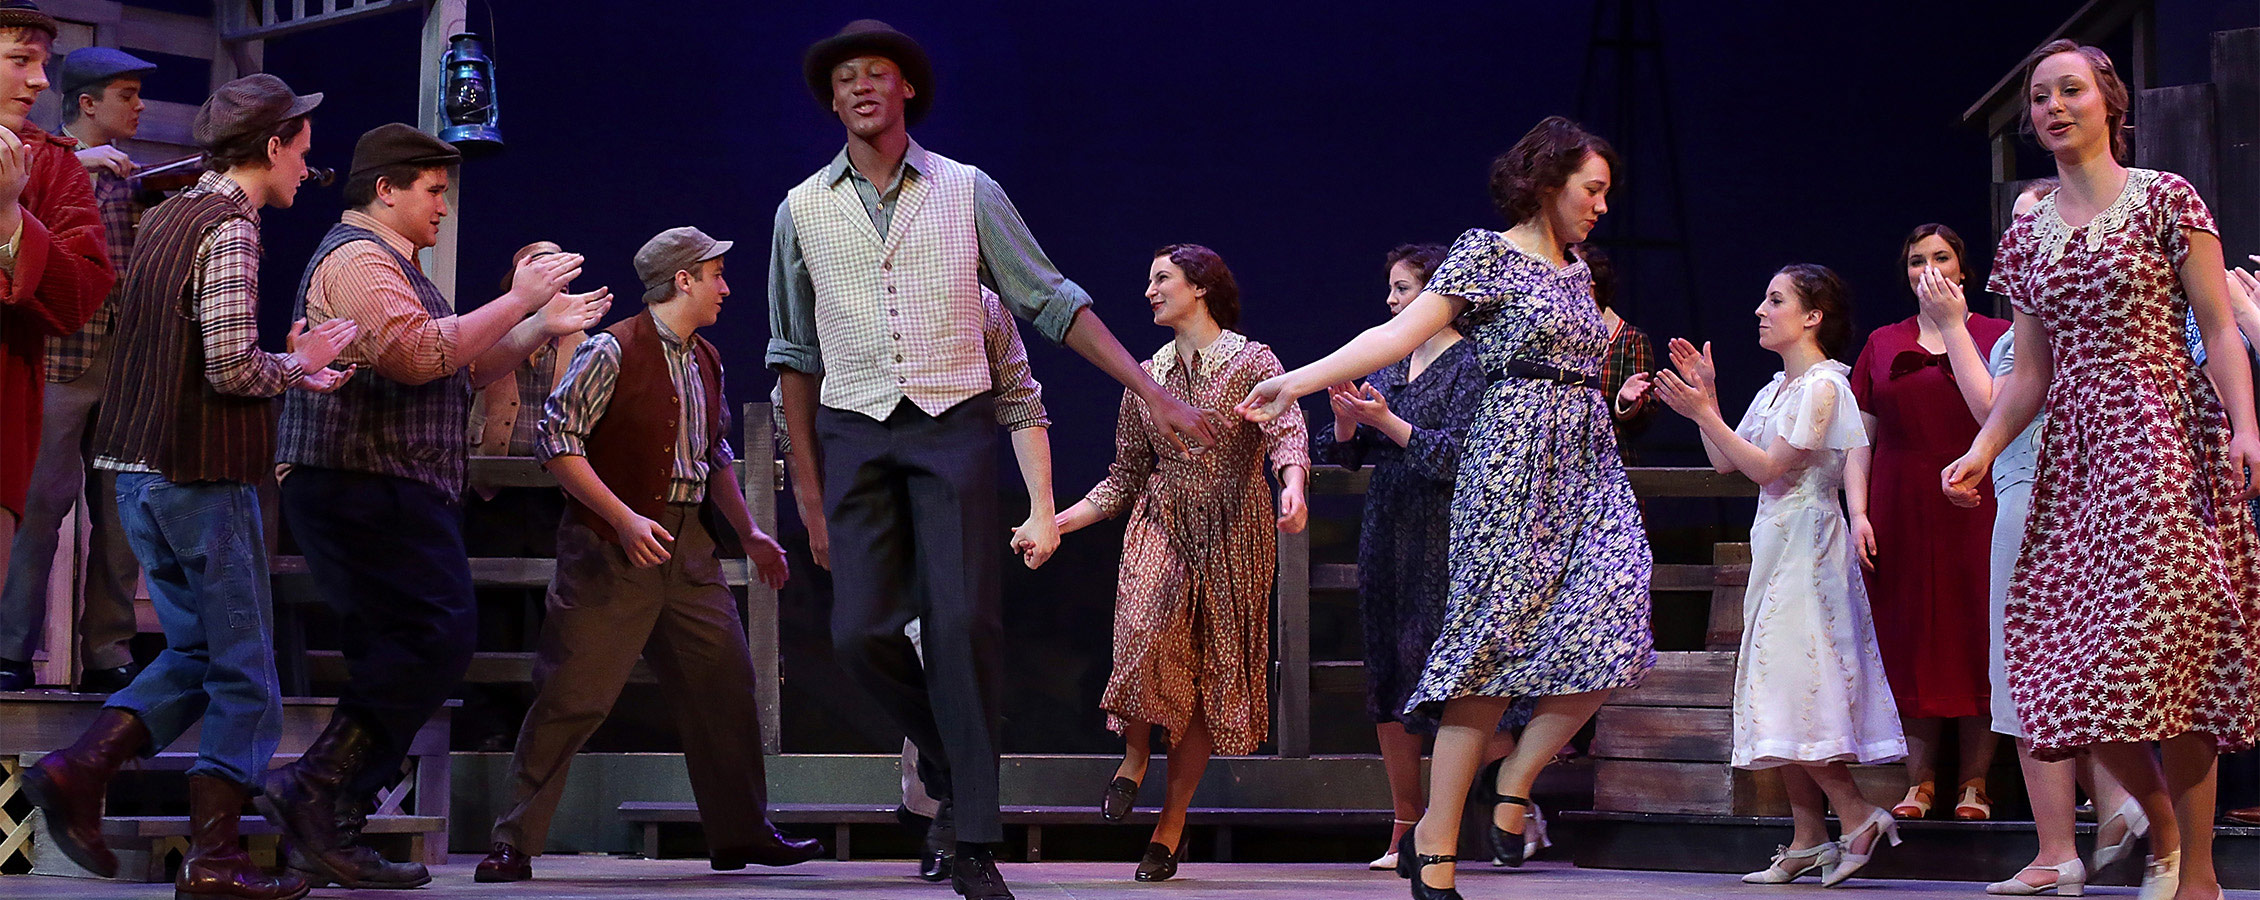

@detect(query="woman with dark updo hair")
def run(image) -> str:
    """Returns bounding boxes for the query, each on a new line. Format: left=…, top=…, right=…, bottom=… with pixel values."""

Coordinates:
left=1241, top=116, right=1653, bottom=900
left=1056, top=243, right=1308, bottom=882
left=1638, top=264, right=1906, bottom=886
left=1845, top=221, right=2009, bottom=824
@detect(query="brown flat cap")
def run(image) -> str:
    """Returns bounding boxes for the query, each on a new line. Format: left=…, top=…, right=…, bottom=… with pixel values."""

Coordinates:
left=191, top=74, right=322, bottom=150
left=634, top=227, right=731, bottom=303
left=0, top=0, right=58, bottom=38
left=349, top=122, right=462, bottom=177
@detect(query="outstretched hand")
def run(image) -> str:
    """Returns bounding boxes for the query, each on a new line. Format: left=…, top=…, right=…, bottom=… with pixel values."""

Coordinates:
left=1665, top=338, right=1717, bottom=397
left=287, top=317, right=360, bottom=370
left=1236, top=373, right=1300, bottom=422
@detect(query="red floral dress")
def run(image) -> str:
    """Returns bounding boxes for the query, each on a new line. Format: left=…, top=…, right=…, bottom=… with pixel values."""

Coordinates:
left=1988, top=168, right=2260, bottom=759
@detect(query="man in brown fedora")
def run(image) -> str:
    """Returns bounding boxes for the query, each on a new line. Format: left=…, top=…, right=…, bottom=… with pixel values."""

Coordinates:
left=768, top=19, right=1214, bottom=899
left=28, top=72, right=352, bottom=900
left=472, top=226, right=819, bottom=882
left=256, top=123, right=601, bottom=889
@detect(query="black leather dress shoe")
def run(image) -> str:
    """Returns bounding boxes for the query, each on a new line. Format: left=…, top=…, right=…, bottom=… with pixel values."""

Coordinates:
left=950, top=844, right=1014, bottom=899
left=710, top=830, right=825, bottom=868
left=1133, top=841, right=1181, bottom=882
left=0, top=658, right=33, bottom=691
left=473, top=842, right=531, bottom=882
left=77, top=664, right=136, bottom=694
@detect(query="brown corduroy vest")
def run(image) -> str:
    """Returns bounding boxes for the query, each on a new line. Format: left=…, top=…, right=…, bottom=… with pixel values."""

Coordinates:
left=565, top=310, right=741, bottom=555
left=91, top=190, right=271, bottom=484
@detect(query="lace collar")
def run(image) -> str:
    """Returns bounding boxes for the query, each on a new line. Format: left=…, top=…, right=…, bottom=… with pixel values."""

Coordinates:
left=2030, top=168, right=2157, bottom=263
left=1150, top=329, right=1247, bottom=382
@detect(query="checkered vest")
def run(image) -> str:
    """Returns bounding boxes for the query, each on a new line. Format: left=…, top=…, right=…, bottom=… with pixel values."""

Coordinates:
left=786, top=151, right=987, bottom=420
left=275, top=223, right=472, bottom=500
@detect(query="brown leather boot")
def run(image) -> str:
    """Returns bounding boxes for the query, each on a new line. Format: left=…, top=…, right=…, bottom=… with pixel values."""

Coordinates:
left=177, top=775, right=309, bottom=900
left=257, top=713, right=427, bottom=888
left=22, top=707, right=150, bottom=877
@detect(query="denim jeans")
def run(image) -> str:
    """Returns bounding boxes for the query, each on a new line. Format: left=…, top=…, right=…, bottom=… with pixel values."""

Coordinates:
left=105, top=473, right=282, bottom=786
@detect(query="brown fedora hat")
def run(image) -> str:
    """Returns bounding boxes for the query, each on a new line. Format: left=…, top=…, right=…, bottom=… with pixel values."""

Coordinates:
left=802, top=19, right=933, bottom=127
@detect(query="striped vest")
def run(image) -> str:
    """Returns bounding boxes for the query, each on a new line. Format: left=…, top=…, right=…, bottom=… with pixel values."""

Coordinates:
left=90, top=190, right=268, bottom=484
left=785, top=150, right=986, bottom=420
left=565, top=310, right=741, bottom=556
left=275, top=223, right=472, bottom=499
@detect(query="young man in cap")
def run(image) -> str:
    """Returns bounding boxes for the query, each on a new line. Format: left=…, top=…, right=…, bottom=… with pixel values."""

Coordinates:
left=257, top=122, right=600, bottom=889
left=768, top=19, right=1211, bottom=898
left=474, top=226, right=821, bottom=882
left=0, top=44, right=155, bottom=694
left=27, top=72, right=352, bottom=900
left=0, top=0, right=116, bottom=691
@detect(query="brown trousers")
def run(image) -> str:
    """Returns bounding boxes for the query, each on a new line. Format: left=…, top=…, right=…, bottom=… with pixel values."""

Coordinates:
left=489, top=504, right=772, bottom=852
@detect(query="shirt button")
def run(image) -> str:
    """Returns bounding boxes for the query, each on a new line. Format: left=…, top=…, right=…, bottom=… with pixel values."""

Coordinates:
left=891, top=333, right=900, bottom=340
left=882, top=261, right=892, bottom=271
left=887, top=286, right=896, bottom=294
left=888, top=308, right=898, bottom=317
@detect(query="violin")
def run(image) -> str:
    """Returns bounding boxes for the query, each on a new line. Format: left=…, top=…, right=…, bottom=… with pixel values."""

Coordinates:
left=132, top=153, right=338, bottom=193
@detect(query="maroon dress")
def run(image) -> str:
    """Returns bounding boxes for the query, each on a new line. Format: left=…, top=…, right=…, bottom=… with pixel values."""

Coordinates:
left=1849, top=314, right=2010, bottom=719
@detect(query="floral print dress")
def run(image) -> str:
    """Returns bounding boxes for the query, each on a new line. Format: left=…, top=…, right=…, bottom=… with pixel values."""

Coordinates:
left=1405, top=229, right=1656, bottom=718
left=1084, top=330, right=1309, bottom=755
left=1988, top=168, right=2260, bottom=759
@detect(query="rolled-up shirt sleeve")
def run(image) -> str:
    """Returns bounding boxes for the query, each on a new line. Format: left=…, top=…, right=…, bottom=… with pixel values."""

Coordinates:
left=981, top=287, right=1048, bottom=430
left=972, top=171, right=1092, bottom=345
left=535, top=333, right=621, bottom=463
left=766, top=198, right=824, bottom=375
left=312, top=242, right=464, bottom=385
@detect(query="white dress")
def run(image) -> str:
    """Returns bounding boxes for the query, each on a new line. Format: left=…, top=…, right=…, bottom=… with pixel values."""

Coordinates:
left=1730, top=361, right=1909, bottom=769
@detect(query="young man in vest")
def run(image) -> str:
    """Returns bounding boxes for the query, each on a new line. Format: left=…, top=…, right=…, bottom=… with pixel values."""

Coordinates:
left=0, top=0, right=115, bottom=690
left=27, top=73, right=352, bottom=900
left=257, top=123, right=594, bottom=889
left=0, top=45, right=154, bottom=693
left=474, top=226, right=819, bottom=882
left=768, top=20, right=1213, bottom=899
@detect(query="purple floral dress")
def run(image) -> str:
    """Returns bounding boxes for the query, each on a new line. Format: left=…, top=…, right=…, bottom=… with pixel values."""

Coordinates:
left=1406, top=229, right=1656, bottom=717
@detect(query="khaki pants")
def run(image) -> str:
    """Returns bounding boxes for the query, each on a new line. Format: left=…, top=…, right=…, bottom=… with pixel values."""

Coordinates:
left=490, top=504, right=774, bottom=852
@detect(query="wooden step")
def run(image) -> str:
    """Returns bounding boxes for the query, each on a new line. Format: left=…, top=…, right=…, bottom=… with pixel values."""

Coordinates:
left=100, top=814, right=443, bottom=838
left=299, top=650, right=655, bottom=685
left=1605, top=650, right=1735, bottom=708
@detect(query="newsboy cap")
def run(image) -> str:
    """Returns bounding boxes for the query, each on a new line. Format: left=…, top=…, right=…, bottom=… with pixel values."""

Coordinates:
left=349, top=122, right=462, bottom=178
left=0, top=0, right=57, bottom=39
left=190, top=73, right=322, bottom=150
left=634, top=226, right=731, bottom=304
left=57, top=47, right=155, bottom=104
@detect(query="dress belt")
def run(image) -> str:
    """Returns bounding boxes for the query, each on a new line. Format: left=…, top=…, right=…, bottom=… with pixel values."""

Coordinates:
left=1492, top=359, right=1602, bottom=389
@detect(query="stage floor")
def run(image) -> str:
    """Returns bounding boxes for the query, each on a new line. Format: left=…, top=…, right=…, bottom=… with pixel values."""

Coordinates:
left=8, top=856, right=2259, bottom=899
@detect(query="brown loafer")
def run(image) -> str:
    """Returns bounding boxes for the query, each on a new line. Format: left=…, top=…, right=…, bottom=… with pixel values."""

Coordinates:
left=474, top=842, right=532, bottom=882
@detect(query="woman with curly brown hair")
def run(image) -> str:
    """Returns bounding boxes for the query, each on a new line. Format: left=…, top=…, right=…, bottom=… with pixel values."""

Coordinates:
left=1241, top=116, right=1653, bottom=900
left=1058, top=243, right=1309, bottom=883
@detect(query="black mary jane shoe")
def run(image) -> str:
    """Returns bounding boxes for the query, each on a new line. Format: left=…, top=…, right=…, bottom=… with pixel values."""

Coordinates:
left=1393, top=829, right=1463, bottom=900
left=1102, top=776, right=1140, bottom=821
left=1473, top=759, right=1529, bottom=867
left=1133, top=841, right=1181, bottom=882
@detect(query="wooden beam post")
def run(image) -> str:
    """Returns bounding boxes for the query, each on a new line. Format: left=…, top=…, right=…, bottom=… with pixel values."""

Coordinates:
left=415, top=0, right=464, bottom=306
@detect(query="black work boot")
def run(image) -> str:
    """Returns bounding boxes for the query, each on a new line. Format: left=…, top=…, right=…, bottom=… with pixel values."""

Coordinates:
left=256, top=714, right=425, bottom=888
left=22, top=707, right=151, bottom=877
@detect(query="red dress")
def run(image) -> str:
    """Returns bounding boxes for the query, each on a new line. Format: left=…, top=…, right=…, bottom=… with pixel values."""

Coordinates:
left=1988, top=169, right=2260, bottom=759
left=1850, top=314, right=2010, bottom=719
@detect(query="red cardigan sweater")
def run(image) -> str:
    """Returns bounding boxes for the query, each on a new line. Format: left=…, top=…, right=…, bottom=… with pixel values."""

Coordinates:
left=0, top=124, right=115, bottom=516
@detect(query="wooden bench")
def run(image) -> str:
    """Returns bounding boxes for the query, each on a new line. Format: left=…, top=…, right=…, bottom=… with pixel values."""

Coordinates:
left=618, top=801, right=1395, bottom=863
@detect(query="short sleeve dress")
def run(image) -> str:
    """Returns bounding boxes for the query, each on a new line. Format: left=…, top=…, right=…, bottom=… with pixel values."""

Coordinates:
left=1987, top=168, right=2260, bottom=759
left=1404, top=229, right=1656, bottom=717
left=1848, top=313, right=2010, bottom=721
left=1729, top=362, right=1906, bottom=769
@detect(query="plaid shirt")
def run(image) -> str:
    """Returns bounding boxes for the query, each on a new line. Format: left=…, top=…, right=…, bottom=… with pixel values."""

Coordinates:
left=1601, top=317, right=1657, bottom=461
left=538, top=314, right=732, bottom=504
left=44, top=165, right=133, bottom=382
